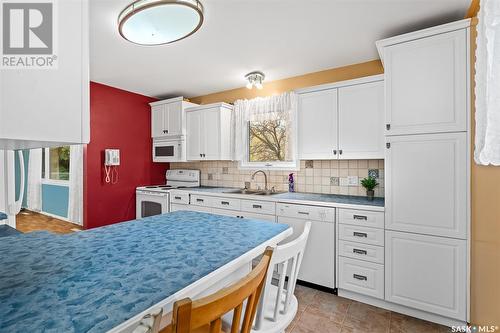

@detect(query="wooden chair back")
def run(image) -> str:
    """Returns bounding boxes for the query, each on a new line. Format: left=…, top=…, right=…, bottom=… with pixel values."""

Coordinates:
left=254, top=221, right=311, bottom=329
left=170, top=247, right=274, bottom=333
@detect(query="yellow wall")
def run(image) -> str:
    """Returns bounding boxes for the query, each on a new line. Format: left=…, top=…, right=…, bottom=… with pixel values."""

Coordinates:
left=189, top=60, right=383, bottom=104
left=190, top=43, right=500, bottom=325
left=469, top=19, right=500, bottom=326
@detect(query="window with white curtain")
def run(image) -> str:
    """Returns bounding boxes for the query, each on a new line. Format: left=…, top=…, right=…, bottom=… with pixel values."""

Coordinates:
left=233, top=92, right=298, bottom=170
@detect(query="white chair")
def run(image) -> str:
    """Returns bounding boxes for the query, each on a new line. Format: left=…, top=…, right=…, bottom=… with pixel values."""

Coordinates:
left=253, top=221, right=312, bottom=333
left=133, top=308, right=163, bottom=333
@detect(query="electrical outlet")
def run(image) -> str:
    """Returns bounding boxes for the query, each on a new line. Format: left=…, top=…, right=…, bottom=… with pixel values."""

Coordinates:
left=348, top=176, right=359, bottom=186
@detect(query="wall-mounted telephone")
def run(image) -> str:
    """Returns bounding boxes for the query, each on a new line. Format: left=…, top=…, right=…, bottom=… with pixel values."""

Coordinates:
left=105, top=149, right=120, bottom=166
left=104, top=149, right=120, bottom=184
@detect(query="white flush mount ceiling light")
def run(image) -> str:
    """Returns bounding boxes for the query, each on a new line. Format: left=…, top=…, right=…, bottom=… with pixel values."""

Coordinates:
left=118, top=0, right=204, bottom=46
left=245, top=71, right=265, bottom=90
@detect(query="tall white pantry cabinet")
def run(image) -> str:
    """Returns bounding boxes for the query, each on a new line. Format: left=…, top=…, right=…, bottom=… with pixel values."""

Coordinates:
left=376, top=19, right=471, bottom=325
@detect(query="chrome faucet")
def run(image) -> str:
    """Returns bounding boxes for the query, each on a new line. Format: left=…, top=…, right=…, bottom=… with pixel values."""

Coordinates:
left=251, top=170, right=268, bottom=191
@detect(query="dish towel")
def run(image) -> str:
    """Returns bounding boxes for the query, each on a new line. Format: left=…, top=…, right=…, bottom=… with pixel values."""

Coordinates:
left=0, top=212, right=7, bottom=220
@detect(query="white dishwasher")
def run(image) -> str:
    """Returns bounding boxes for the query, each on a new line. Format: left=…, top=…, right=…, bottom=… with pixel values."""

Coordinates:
left=277, top=203, right=336, bottom=290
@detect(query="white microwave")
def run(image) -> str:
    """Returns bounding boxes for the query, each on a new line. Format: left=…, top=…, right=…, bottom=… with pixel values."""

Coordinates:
left=153, top=138, right=186, bottom=162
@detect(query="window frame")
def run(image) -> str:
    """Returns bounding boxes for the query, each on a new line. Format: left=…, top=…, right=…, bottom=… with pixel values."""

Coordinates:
left=42, top=147, right=70, bottom=186
left=238, top=108, right=299, bottom=171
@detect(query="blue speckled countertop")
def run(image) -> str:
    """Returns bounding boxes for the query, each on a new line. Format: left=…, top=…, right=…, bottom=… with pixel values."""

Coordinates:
left=0, top=211, right=289, bottom=333
left=0, top=212, right=7, bottom=220
left=183, top=186, right=384, bottom=208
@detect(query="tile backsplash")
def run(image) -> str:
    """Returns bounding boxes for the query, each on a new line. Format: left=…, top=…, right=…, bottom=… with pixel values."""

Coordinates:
left=170, top=159, right=385, bottom=197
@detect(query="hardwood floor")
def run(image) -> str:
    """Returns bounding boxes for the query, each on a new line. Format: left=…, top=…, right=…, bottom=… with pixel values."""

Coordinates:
left=286, top=285, right=453, bottom=333
left=16, top=210, right=83, bottom=234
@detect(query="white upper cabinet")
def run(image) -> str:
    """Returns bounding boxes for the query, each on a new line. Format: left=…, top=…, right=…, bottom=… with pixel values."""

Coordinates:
left=297, top=75, right=384, bottom=160
left=0, top=0, right=89, bottom=150
left=385, top=132, right=467, bottom=239
left=377, top=26, right=468, bottom=136
left=298, top=88, right=338, bottom=160
left=150, top=97, right=198, bottom=138
left=338, top=80, right=385, bottom=159
left=186, top=103, right=232, bottom=161
left=385, top=231, right=466, bottom=320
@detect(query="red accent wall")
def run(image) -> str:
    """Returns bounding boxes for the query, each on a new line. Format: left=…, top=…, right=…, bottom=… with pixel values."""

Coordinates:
left=84, top=82, right=168, bottom=229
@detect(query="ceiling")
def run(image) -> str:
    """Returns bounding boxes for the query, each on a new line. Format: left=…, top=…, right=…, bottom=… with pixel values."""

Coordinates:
left=90, top=0, right=470, bottom=99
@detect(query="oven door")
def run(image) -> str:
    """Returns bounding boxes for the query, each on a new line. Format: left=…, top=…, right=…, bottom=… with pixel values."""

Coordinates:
left=136, top=191, right=169, bottom=219
left=153, top=139, right=184, bottom=162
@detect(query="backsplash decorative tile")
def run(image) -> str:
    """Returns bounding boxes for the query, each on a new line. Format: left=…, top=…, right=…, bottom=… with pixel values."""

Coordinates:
left=170, top=159, right=385, bottom=197
left=368, top=169, right=379, bottom=179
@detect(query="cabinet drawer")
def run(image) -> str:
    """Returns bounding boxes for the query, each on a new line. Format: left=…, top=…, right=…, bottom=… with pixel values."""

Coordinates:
left=212, top=197, right=241, bottom=211
left=190, top=194, right=213, bottom=207
left=276, top=203, right=335, bottom=222
left=339, top=257, right=384, bottom=299
left=338, top=240, right=384, bottom=264
left=241, top=200, right=275, bottom=215
left=170, top=191, right=189, bottom=205
left=338, top=209, right=384, bottom=229
left=339, top=224, right=384, bottom=246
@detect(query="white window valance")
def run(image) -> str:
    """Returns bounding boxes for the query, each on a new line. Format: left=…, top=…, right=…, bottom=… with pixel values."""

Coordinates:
left=474, top=0, right=500, bottom=165
left=232, top=92, right=298, bottom=168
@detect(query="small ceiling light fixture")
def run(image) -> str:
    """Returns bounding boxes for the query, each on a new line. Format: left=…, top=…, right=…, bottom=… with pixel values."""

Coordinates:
left=245, top=71, right=265, bottom=90
left=118, top=0, right=204, bottom=46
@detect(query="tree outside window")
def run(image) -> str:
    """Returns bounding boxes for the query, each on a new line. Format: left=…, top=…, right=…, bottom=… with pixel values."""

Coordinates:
left=42, top=146, right=70, bottom=181
left=248, top=111, right=292, bottom=163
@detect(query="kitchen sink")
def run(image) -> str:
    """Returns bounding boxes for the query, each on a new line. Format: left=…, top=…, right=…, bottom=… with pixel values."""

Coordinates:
left=223, top=189, right=263, bottom=195
left=222, top=189, right=284, bottom=196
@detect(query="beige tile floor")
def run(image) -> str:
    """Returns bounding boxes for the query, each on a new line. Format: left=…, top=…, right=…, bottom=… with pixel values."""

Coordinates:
left=286, top=285, right=453, bottom=333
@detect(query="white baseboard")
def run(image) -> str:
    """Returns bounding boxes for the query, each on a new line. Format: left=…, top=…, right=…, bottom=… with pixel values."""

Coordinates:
left=338, top=289, right=467, bottom=328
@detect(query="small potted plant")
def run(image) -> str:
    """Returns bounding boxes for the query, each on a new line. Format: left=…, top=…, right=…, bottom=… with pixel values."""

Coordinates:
left=360, top=176, right=379, bottom=201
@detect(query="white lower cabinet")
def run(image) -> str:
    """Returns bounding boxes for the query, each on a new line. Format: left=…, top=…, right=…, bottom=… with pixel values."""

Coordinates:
left=337, top=208, right=385, bottom=300
left=211, top=208, right=275, bottom=222
left=385, top=231, right=466, bottom=320
left=338, top=240, right=384, bottom=264
left=171, top=203, right=212, bottom=213
left=339, top=257, right=384, bottom=299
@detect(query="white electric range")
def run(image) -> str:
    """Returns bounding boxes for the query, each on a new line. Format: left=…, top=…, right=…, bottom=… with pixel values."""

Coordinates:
left=136, top=169, right=200, bottom=219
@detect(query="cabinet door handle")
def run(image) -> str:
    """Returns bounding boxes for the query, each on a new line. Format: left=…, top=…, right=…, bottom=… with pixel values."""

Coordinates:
left=353, top=232, right=367, bottom=238
left=386, top=142, right=391, bottom=149
left=221, top=201, right=230, bottom=205
left=196, top=198, right=204, bottom=202
left=333, top=150, right=337, bottom=155
left=353, top=274, right=367, bottom=281
left=353, top=248, right=367, bottom=255
left=298, top=211, right=310, bottom=215
left=339, top=150, right=343, bottom=155
left=353, top=215, right=368, bottom=220
left=386, top=124, right=391, bottom=130
left=253, top=204, right=262, bottom=209
left=174, top=196, right=182, bottom=200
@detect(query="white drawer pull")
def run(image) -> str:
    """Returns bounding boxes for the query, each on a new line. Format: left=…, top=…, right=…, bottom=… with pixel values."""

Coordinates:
left=298, top=211, right=310, bottom=215
left=353, top=274, right=368, bottom=281
left=353, top=215, right=368, bottom=220
left=221, top=201, right=230, bottom=205
left=252, top=204, right=262, bottom=209
left=353, top=232, right=368, bottom=238
left=353, top=248, right=367, bottom=255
